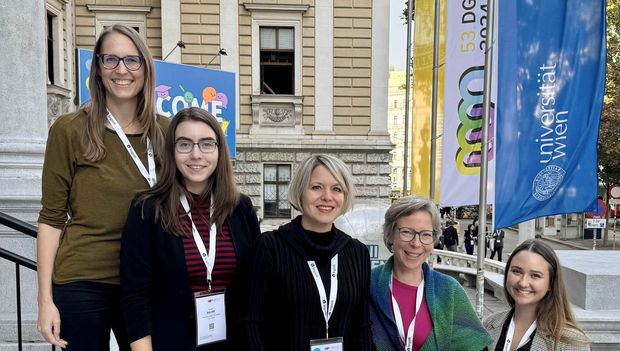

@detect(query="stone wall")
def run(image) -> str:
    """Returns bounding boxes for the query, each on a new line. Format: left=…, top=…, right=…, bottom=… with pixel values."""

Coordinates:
left=235, top=137, right=392, bottom=218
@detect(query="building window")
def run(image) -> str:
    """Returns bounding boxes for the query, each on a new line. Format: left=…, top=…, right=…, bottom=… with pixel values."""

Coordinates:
left=245, top=3, right=307, bottom=97
left=260, top=27, right=294, bottom=94
left=87, top=5, right=150, bottom=41
left=46, top=12, right=56, bottom=85
left=263, top=164, right=291, bottom=218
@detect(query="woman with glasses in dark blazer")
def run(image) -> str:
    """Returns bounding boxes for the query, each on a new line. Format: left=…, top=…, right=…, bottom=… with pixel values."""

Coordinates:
left=121, top=107, right=260, bottom=351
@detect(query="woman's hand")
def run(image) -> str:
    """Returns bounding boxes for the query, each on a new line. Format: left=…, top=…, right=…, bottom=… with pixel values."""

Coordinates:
left=37, top=300, right=67, bottom=348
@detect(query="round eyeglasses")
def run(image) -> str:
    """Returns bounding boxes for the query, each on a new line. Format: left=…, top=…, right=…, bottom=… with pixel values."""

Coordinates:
left=397, top=227, right=435, bottom=245
left=175, top=139, right=219, bottom=154
left=97, top=54, right=144, bottom=71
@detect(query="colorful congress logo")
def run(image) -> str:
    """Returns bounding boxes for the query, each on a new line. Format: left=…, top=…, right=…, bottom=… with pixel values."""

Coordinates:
left=455, top=66, right=495, bottom=175
left=155, top=84, right=230, bottom=136
left=78, top=48, right=237, bottom=157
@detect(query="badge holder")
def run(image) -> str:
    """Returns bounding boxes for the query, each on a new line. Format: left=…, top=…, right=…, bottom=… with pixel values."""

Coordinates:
left=310, top=337, right=343, bottom=351
left=194, top=289, right=226, bottom=346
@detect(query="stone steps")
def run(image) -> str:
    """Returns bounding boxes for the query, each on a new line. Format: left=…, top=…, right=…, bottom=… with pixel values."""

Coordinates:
left=0, top=343, right=53, bottom=351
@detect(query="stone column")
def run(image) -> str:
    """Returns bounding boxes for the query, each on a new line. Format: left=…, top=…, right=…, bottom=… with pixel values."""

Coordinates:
left=161, top=0, right=181, bottom=63
left=0, top=0, right=48, bottom=336
left=314, top=0, right=334, bottom=134
left=370, top=0, right=389, bottom=135
left=518, top=219, right=536, bottom=243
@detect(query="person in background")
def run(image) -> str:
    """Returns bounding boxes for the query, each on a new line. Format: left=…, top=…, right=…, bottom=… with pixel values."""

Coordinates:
left=36, top=24, right=168, bottom=350
left=484, top=239, right=590, bottom=351
left=245, top=154, right=374, bottom=351
left=121, top=108, right=261, bottom=351
left=443, top=220, right=459, bottom=252
left=370, top=196, right=493, bottom=351
left=489, top=229, right=505, bottom=261
left=464, top=224, right=476, bottom=255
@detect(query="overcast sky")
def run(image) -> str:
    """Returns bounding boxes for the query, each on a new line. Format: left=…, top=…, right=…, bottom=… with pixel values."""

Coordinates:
left=389, top=0, right=408, bottom=71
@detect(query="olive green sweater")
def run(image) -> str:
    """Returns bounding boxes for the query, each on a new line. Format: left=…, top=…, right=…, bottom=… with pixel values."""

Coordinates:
left=38, top=110, right=169, bottom=284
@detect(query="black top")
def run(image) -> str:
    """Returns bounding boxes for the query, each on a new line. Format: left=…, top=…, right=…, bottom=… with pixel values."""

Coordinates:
left=443, top=225, right=459, bottom=246
left=120, top=194, right=261, bottom=351
left=494, top=310, right=536, bottom=351
left=244, top=216, right=375, bottom=351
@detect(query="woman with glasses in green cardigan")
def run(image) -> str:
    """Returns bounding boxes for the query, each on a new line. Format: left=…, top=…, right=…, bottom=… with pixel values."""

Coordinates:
left=370, top=196, right=493, bottom=351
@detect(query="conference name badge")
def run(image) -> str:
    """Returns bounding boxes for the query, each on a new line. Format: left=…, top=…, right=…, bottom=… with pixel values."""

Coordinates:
left=194, top=290, right=226, bottom=346
left=310, top=337, right=343, bottom=351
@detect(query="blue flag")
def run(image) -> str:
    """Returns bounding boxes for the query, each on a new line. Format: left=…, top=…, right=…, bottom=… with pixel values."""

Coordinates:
left=494, top=0, right=606, bottom=229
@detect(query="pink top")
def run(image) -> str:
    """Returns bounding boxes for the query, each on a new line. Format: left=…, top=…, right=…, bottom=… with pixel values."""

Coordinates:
left=391, top=277, right=433, bottom=351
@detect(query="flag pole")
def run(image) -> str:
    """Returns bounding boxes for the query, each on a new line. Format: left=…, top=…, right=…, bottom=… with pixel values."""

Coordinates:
left=403, top=0, right=414, bottom=196
left=429, top=0, right=440, bottom=201
left=475, top=0, right=497, bottom=319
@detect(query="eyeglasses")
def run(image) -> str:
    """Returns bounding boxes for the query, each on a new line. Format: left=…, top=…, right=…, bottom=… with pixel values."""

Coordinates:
left=175, top=139, right=219, bottom=154
left=397, top=227, right=435, bottom=245
left=97, top=54, right=144, bottom=71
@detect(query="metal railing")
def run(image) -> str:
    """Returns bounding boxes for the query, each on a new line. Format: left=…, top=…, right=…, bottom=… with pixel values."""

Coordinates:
left=0, top=211, right=55, bottom=351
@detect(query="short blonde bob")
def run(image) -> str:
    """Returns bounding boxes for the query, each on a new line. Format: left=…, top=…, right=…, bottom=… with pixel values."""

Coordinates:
left=287, top=154, right=354, bottom=215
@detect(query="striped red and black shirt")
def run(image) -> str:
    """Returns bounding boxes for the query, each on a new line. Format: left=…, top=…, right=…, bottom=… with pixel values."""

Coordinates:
left=179, top=194, right=237, bottom=292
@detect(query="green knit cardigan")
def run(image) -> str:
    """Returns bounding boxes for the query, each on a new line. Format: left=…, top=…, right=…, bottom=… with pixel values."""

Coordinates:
left=370, top=257, right=493, bottom=350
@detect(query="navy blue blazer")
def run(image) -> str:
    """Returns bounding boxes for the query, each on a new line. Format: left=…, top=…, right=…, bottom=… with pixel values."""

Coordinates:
left=121, top=194, right=261, bottom=351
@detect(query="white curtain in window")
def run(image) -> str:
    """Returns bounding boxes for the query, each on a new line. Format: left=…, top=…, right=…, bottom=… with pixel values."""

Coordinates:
left=260, top=27, right=276, bottom=49
left=278, top=28, right=294, bottom=50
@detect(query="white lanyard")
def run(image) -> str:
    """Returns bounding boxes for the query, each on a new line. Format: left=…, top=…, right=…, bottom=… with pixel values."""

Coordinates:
left=106, top=111, right=156, bottom=187
left=180, top=194, right=217, bottom=291
left=390, top=276, right=425, bottom=351
left=503, top=317, right=537, bottom=351
left=307, top=254, right=338, bottom=339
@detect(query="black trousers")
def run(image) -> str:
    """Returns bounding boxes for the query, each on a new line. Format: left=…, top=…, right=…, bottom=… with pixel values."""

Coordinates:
left=53, top=281, right=130, bottom=351
left=490, top=246, right=503, bottom=261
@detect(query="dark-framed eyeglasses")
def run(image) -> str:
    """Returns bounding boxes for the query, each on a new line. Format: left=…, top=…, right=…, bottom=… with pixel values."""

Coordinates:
left=97, top=54, right=144, bottom=71
left=397, top=227, right=435, bottom=245
left=175, top=139, right=219, bottom=154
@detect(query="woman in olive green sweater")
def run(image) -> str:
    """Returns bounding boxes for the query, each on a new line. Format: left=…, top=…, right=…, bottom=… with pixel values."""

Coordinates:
left=36, top=25, right=168, bottom=351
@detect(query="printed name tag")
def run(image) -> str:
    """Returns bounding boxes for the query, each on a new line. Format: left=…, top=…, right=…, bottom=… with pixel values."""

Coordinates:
left=194, top=290, right=226, bottom=346
left=310, top=337, right=343, bottom=351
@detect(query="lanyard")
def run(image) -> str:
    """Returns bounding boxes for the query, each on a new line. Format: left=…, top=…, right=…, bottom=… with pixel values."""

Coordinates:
left=390, top=276, right=425, bottom=351
left=307, top=254, right=338, bottom=339
left=503, top=317, right=537, bottom=351
left=106, top=111, right=156, bottom=187
left=180, top=194, right=217, bottom=291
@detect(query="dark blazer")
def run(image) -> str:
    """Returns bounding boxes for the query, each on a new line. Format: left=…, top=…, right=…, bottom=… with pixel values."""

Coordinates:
left=121, top=194, right=261, bottom=351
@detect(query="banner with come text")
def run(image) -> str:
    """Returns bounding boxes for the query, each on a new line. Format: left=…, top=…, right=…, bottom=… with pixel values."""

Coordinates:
left=440, top=0, right=497, bottom=206
left=494, top=0, right=605, bottom=228
left=77, top=48, right=237, bottom=157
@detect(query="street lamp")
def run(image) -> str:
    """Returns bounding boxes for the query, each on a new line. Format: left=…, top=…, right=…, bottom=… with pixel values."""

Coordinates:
left=206, top=48, right=228, bottom=66
left=162, top=40, right=186, bottom=61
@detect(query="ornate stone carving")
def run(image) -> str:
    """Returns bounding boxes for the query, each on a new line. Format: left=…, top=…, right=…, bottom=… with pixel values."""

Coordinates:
left=47, top=85, right=73, bottom=126
left=263, top=107, right=292, bottom=123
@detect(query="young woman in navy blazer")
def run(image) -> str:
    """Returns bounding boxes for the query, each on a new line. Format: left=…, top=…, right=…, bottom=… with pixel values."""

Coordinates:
left=121, top=107, right=260, bottom=351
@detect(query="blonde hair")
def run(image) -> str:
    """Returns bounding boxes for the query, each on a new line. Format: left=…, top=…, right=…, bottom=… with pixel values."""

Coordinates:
left=82, top=24, right=163, bottom=163
left=287, top=154, right=354, bottom=215
left=382, top=195, right=441, bottom=252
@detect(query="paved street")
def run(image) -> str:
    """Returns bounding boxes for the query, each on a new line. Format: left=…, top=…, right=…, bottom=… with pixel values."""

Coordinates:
left=451, top=218, right=620, bottom=265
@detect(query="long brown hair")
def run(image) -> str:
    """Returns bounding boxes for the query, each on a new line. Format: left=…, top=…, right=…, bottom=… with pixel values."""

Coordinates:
left=504, top=239, right=589, bottom=349
left=82, top=24, right=164, bottom=163
left=137, top=107, right=239, bottom=236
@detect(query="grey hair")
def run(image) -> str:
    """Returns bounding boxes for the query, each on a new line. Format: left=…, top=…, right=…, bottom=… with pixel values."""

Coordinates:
left=287, top=154, right=354, bottom=215
left=383, top=195, right=441, bottom=252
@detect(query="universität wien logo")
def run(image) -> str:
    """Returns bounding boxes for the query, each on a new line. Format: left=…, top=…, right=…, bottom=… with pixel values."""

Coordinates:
left=532, top=165, right=566, bottom=201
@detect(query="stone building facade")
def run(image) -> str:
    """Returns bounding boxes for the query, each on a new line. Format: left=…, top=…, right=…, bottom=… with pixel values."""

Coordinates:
left=41, top=0, right=392, bottom=221
left=1, top=2, right=391, bottom=345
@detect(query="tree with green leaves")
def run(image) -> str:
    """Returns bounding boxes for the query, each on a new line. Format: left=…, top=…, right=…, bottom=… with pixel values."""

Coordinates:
left=600, top=0, right=620, bottom=245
